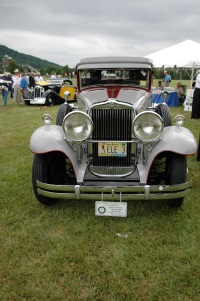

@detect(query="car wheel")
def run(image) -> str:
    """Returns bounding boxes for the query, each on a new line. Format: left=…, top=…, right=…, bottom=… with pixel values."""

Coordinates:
left=156, top=104, right=172, bottom=126
left=165, top=153, right=187, bottom=207
left=32, top=152, right=67, bottom=205
left=46, top=94, right=55, bottom=106
left=56, top=103, right=73, bottom=126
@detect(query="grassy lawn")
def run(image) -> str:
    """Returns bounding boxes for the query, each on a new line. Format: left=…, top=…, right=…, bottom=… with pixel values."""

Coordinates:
left=0, top=95, right=200, bottom=301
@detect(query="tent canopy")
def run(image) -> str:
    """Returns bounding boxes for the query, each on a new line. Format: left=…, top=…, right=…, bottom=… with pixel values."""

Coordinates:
left=145, top=40, right=200, bottom=68
left=145, top=40, right=200, bottom=86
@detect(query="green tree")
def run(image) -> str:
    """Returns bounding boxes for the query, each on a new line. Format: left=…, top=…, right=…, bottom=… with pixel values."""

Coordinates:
left=7, top=60, right=23, bottom=73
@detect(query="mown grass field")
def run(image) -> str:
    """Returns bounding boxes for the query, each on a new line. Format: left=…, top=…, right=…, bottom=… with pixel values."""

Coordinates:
left=0, top=84, right=200, bottom=300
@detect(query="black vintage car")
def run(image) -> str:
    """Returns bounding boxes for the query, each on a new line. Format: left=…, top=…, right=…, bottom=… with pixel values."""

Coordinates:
left=23, top=78, right=76, bottom=106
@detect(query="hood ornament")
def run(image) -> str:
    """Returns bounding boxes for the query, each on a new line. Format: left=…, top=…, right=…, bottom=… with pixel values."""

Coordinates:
left=108, top=98, right=116, bottom=108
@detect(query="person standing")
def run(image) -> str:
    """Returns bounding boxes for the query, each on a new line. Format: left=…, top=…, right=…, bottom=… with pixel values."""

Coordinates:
left=28, top=72, right=35, bottom=88
left=35, top=72, right=43, bottom=82
left=20, top=73, right=29, bottom=90
left=0, top=72, right=12, bottom=106
left=191, top=73, right=200, bottom=119
left=163, top=70, right=171, bottom=87
left=18, top=73, right=29, bottom=105
left=7, top=73, right=14, bottom=98
left=12, top=69, right=21, bottom=103
left=50, top=73, right=57, bottom=79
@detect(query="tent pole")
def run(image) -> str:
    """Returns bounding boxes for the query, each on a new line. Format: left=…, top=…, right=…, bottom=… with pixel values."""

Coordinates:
left=191, top=62, right=194, bottom=88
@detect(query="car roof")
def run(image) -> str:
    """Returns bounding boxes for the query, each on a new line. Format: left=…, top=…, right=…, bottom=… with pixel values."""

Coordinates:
left=76, top=57, right=153, bottom=70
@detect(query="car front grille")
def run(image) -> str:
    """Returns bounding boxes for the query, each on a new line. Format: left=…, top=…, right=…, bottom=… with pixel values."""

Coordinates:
left=89, top=107, right=134, bottom=176
left=34, top=86, right=44, bottom=98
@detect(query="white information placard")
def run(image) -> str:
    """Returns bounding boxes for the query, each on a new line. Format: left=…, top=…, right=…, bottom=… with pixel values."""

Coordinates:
left=95, top=201, right=127, bottom=217
left=184, top=89, right=194, bottom=112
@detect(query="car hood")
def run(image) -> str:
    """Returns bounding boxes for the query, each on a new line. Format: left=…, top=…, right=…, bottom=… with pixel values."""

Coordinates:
left=77, top=87, right=151, bottom=109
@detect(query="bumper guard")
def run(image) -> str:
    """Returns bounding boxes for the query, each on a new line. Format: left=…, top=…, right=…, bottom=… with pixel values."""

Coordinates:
left=36, top=180, right=192, bottom=201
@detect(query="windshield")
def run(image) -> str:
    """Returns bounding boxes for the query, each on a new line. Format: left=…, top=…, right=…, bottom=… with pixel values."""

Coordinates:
left=79, top=69, right=150, bottom=89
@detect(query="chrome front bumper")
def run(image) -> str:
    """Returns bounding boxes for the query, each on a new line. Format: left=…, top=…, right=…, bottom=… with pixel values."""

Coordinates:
left=36, top=180, right=192, bottom=201
left=30, top=97, right=46, bottom=105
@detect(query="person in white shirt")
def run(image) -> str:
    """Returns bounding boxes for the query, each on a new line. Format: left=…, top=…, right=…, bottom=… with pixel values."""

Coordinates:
left=51, top=74, right=57, bottom=79
left=35, top=72, right=44, bottom=82
left=191, top=73, right=200, bottom=119
left=12, top=69, right=21, bottom=103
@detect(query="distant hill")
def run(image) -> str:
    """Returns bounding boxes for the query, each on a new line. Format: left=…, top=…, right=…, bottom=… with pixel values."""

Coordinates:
left=0, top=44, right=61, bottom=69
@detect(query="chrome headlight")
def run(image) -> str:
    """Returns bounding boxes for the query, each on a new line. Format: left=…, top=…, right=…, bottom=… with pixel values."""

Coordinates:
left=132, top=111, right=164, bottom=142
left=62, top=111, right=93, bottom=141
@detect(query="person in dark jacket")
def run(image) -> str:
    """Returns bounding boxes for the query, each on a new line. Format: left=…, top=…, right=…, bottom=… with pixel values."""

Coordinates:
left=8, top=73, right=14, bottom=98
left=28, top=72, right=36, bottom=88
left=191, top=73, right=200, bottom=119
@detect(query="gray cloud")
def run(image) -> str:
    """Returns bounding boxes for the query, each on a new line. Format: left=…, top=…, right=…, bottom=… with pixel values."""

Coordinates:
left=0, top=0, right=199, bottom=67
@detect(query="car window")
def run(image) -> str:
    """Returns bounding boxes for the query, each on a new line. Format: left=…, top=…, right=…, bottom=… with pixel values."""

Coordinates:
left=79, top=69, right=149, bottom=89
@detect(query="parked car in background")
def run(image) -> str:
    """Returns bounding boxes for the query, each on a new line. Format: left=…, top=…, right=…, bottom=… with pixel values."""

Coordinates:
left=23, top=78, right=76, bottom=106
left=30, top=57, right=197, bottom=213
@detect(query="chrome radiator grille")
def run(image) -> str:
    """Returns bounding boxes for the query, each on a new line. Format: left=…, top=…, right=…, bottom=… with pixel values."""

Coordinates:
left=90, top=108, right=133, bottom=168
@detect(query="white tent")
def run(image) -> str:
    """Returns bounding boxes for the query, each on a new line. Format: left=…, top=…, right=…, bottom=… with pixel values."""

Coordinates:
left=145, top=40, right=200, bottom=86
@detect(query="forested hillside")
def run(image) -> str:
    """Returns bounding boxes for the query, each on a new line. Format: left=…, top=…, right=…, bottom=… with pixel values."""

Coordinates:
left=0, top=44, right=60, bottom=69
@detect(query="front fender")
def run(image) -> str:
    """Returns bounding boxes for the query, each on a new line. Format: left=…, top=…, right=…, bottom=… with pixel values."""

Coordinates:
left=30, top=125, right=80, bottom=178
left=154, top=126, right=197, bottom=155
left=137, top=126, right=197, bottom=184
left=30, top=125, right=69, bottom=154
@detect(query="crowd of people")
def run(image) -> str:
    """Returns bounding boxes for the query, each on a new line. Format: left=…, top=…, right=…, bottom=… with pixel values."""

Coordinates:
left=0, top=69, right=35, bottom=106
left=0, top=70, right=67, bottom=106
left=1, top=68, right=200, bottom=118
left=0, top=69, right=76, bottom=106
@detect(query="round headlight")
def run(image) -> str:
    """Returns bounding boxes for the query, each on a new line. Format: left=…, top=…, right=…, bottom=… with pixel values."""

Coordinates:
left=132, top=111, right=164, bottom=142
left=62, top=111, right=93, bottom=141
left=42, top=114, right=52, bottom=125
left=174, top=115, right=185, bottom=126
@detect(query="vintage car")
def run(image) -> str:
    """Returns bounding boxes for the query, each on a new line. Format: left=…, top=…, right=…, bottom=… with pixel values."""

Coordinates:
left=23, top=78, right=76, bottom=106
left=30, top=57, right=197, bottom=213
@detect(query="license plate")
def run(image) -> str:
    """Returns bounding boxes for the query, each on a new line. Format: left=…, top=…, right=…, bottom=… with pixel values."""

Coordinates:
left=98, top=142, right=127, bottom=157
left=95, top=201, right=127, bottom=217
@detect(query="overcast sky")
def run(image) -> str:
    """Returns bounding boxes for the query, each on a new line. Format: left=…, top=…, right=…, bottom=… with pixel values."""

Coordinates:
left=0, top=0, right=199, bottom=68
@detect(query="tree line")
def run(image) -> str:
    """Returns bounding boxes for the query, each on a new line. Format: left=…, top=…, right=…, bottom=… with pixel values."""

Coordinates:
left=1, top=59, right=75, bottom=76
left=1, top=58, right=194, bottom=80
left=154, top=68, right=194, bottom=80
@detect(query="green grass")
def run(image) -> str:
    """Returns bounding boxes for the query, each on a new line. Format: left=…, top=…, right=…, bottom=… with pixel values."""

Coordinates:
left=0, top=97, right=200, bottom=301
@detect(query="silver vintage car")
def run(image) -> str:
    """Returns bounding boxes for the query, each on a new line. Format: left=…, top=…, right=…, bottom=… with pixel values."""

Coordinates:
left=30, top=57, right=197, bottom=211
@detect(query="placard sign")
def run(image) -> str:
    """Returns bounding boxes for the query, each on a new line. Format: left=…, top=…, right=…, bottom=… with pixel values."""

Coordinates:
left=95, top=201, right=127, bottom=217
left=184, top=89, right=194, bottom=112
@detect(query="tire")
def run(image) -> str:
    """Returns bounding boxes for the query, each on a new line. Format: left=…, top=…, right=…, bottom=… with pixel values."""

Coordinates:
left=46, top=94, right=55, bottom=106
left=56, top=103, right=73, bottom=126
left=165, top=153, right=187, bottom=207
left=32, top=152, right=67, bottom=205
left=156, top=103, right=172, bottom=126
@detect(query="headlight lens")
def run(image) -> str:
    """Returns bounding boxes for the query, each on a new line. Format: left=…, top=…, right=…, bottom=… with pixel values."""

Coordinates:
left=174, top=115, right=185, bottom=126
left=62, top=111, right=93, bottom=141
left=132, top=111, right=164, bottom=142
